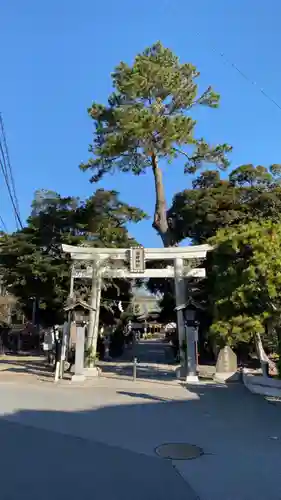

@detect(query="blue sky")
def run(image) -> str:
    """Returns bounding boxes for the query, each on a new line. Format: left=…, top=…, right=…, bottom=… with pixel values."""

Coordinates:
left=1, top=0, right=281, bottom=246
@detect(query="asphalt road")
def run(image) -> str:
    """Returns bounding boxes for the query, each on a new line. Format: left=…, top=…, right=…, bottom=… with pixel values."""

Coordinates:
left=0, top=342, right=281, bottom=499
left=0, top=417, right=194, bottom=500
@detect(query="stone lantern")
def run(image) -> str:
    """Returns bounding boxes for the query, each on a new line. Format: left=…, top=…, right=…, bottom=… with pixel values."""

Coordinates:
left=64, top=299, right=95, bottom=382
left=175, top=298, right=203, bottom=383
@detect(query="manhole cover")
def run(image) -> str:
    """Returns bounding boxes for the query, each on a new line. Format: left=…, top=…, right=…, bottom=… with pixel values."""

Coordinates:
left=155, top=443, right=203, bottom=460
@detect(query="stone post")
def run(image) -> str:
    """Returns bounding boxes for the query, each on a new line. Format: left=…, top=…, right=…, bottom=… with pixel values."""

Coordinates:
left=72, top=324, right=86, bottom=382
left=214, top=345, right=238, bottom=383
left=174, top=258, right=186, bottom=377
left=186, top=325, right=198, bottom=382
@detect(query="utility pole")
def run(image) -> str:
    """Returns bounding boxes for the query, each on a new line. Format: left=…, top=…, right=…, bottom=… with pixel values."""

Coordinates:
left=69, top=264, right=74, bottom=298
left=32, top=297, right=36, bottom=325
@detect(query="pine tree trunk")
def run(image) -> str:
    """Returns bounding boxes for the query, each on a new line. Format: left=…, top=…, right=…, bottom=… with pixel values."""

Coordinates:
left=151, top=153, right=172, bottom=247
left=151, top=154, right=186, bottom=368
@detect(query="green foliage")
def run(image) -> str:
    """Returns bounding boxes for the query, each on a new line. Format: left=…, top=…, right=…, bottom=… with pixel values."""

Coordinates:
left=78, top=189, right=146, bottom=248
left=168, top=164, right=281, bottom=244
left=229, top=164, right=272, bottom=187
left=81, top=41, right=231, bottom=243
left=0, top=189, right=145, bottom=326
left=210, top=316, right=264, bottom=347
left=151, top=164, right=281, bottom=329
left=81, top=41, right=231, bottom=179
left=208, top=220, right=281, bottom=346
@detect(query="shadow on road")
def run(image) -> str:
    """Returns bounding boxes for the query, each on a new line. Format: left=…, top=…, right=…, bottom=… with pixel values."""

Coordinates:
left=116, top=390, right=170, bottom=402
left=0, top=357, right=54, bottom=378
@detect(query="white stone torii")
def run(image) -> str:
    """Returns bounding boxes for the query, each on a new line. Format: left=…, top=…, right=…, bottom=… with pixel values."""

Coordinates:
left=62, top=243, right=211, bottom=381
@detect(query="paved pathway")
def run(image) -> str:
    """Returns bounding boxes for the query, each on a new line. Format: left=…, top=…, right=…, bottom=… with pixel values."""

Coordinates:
left=133, top=337, right=174, bottom=364
left=100, top=338, right=178, bottom=381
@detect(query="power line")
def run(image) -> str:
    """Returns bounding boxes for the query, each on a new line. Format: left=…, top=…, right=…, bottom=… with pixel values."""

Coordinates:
left=0, top=214, right=7, bottom=232
left=195, top=32, right=281, bottom=112
left=0, top=145, right=22, bottom=229
left=0, top=116, right=22, bottom=229
left=0, top=115, right=21, bottom=220
left=0, top=114, right=23, bottom=229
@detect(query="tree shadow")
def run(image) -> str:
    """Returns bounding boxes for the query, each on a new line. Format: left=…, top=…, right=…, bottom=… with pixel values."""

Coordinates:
left=116, top=390, right=171, bottom=402
left=1, top=381, right=281, bottom=499
left=0, top=354, right=176, bottom=383
left=0, top=357, right=55, bottom=378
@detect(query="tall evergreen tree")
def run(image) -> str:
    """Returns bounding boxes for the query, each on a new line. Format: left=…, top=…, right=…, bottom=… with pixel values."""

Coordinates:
left=168, top=164, right=281, bottom=244
left=80, top=41, right=231, bottom=246
left=0, top=189, right=145, bottom=326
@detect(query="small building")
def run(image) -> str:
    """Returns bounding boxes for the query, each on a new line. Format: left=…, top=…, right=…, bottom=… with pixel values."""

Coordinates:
left=131, top=286, right=161, bottom=318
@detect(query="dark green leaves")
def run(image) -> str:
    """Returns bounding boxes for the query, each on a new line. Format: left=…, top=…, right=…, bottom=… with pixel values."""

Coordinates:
left=81, top=41, right=232, bottom=183
left=168, top=165, right=281, bottom=244
left=0, top=189, right=146, bottom=326
left=208, top=220, right=281, bottom=346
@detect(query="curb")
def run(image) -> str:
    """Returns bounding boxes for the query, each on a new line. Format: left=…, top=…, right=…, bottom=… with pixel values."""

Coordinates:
left=242, top=368, right=281, bottom=397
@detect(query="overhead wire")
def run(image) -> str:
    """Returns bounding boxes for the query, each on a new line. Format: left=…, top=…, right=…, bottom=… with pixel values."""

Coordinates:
left=0, top=113, right=23, bottom=230
left=0, top=145, right=22, bottom=229
left=0, top=114, right=21, bottom=221
left=0, top=214, right=7, bottom=232
left=0, top=35, right=278, bottom=235
left=195, top=31, right=281, bottom=112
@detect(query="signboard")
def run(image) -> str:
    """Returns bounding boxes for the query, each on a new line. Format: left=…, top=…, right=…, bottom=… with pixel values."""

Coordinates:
left=129, top=247, right=145, bottom=273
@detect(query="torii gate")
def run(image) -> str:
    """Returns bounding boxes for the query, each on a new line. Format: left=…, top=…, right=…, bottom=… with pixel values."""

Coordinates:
left=62, top=244, right=211, bottom=382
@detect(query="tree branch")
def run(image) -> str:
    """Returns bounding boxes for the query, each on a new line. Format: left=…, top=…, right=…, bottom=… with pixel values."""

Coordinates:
left=172, top=147, right=191, bottom=160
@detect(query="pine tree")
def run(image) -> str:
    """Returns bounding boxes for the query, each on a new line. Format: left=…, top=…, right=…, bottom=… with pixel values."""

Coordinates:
left=81, top=41, right=232, bottom=246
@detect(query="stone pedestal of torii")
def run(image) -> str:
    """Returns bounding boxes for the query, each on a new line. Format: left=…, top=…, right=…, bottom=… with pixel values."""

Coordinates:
left=62, top=244, right=211, bottom=383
